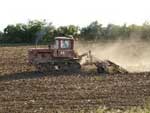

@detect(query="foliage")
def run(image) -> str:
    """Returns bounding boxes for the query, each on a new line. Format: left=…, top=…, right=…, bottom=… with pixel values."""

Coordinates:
left=1, top=20, right=150, bottom=43
left=2, top=20, right=46, bottom=43
left=80, top=21, right=103, bottom=40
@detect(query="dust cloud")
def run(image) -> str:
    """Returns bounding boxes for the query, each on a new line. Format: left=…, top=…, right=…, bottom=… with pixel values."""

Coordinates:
left=75, top=38, right=150, bottom=72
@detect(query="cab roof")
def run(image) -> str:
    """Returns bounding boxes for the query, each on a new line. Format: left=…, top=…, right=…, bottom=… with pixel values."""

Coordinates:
left=55, top=36, right=74, bottom=40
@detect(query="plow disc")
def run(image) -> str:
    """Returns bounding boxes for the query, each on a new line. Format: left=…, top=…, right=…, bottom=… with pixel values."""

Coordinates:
left=95, top=60, right=128, bottom=74
left=81, top=51, right=128, bottom=74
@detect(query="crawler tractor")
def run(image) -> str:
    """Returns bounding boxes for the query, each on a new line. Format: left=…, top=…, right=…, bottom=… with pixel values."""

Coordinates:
left=28, top=36, right=128, bottom=74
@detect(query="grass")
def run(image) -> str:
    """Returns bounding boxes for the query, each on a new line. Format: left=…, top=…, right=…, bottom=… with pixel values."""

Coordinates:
left=95, top=101, right=150, bottom=113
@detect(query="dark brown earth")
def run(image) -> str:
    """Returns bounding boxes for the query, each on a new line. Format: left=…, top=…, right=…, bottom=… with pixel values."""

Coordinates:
left=0, top=46, right=150, bottom=113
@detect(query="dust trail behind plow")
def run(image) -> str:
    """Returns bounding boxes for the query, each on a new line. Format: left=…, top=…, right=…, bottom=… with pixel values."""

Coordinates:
left=75, top=38, right=150, bottom=72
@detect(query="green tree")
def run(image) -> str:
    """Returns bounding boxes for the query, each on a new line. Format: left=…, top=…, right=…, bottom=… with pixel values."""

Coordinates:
left=105, top=24, right=121, bottom=40
left=3, top=20, right=46, bottom=43
left=141, top=21, right=150, bottom=40
left=80, top=21, right=103, bottom=40
left=27, top=20, right=46, bottom=43
left=42, top=22, right=55, bottom=43
left=3, top=25, right=21, bottom=43
left=0, top=31, right=3, bottom=42
left=55, top=25, right=79, bottom=37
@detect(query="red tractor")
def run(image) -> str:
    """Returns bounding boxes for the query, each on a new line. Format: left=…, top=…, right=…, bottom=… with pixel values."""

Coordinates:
left=28, top=37, right=81, bottom=72
left=28, top=36, right=128, bottom=74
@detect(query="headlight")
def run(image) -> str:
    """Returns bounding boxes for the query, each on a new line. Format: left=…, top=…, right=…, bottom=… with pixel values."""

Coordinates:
left=60, top=51, right=65, bottom=55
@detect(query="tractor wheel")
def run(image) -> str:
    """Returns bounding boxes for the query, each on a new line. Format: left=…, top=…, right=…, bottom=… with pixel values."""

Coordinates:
left=97, top=67, right=105, bottom=74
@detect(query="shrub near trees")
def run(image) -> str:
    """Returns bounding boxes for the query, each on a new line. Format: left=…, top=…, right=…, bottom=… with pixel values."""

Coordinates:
left=1, top=20, right=150, bottom=44
left=1, top=20, right=46, bottom=43
left=80, top=21, right=150, bottom=41
left=0, top=20, right=80, bottom=44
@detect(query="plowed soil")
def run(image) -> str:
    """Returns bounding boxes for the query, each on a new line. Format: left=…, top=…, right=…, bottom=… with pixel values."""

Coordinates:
left=0, top=46, right=150, bottom=113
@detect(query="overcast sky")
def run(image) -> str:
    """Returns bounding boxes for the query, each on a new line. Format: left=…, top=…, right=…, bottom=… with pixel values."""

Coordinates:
left=0, top=0, right=150, bottom=31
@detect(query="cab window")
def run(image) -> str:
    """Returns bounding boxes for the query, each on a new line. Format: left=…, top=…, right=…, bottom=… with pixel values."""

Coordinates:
left=60, top=40, right=70, bottom=49
left=54, top=40, right=59, bottom=49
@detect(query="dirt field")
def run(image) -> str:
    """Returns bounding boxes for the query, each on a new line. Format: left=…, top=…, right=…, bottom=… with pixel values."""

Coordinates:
left=0, top=46, right=150, bottom=113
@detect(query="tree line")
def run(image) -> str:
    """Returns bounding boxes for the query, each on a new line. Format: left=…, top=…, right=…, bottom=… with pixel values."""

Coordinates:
left=0, top=20, right=150, bottom=44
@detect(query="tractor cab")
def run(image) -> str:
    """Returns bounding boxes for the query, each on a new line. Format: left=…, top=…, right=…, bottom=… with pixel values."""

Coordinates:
left=51, top=37, right=74, bottom=50
left=50, top=37, right=77, bottom=58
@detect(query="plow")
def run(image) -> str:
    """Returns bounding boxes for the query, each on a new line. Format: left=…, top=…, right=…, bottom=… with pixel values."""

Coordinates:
left=28, top=36, right=128, bottom=74
left=79, top=50, right=128, bottom=74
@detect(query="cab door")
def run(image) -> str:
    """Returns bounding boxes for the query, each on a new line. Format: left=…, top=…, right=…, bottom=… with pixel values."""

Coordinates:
left=52, top=40, right=59, bottom=57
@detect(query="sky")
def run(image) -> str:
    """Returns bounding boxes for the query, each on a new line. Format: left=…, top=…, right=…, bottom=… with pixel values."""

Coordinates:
left=0, top=0, right=150, bottom=31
